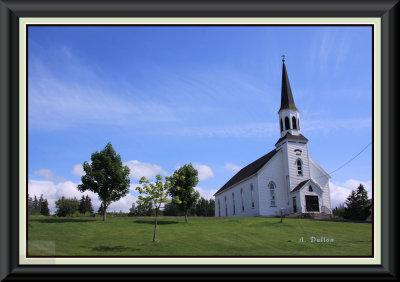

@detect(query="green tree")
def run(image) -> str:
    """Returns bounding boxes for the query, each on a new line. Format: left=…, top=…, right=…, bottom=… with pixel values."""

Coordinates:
left=207, top=198, right=215, bottom=216
left=27, top=194, right=33, bottom=215
left=97, top=203, right=105, bottom=215
left=40, top=199, right=50, bottom=216
left=78, top=195, right=87, bottom=214
left=344, top=184, right=371, bottom=220
left=55, top=197, right=79, bottom=217
left=85, top=195, right=94, bottom=214
left=168, top=163, right=200, bottom=223
left=136, top=175, right=170, bottom=242
left=77, top=142, right=131, bottom=221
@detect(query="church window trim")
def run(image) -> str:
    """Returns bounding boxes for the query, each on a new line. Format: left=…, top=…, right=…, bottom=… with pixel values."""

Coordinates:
left=296, top=159, right=303, bottom=176
left=292, top=116, right=297, bottom=129
left=250, top=184, right=255, bottom=208
left=284, top=116, right=290, bottom=130
left=269, top=181, right=276, bottom=207
left=280, top=119, right=283, bottom=132
left=308, top=185, right=313, bottom=192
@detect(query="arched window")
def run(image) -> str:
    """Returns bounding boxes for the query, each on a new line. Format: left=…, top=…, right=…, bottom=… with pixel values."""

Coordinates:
left=296, top=159, right=303, bottom=175
left=241, top=188, right=244, bottom=212
left=269, top=182, right=276, bottom=207
left=232, top=193, right=236, bottom=215
left=218, top=199, right=220, bottom=216
left=250, top=184, right=254, bottom=208
left=225, top=196, right=227, bottom=216
left=308, top=185, right=313, bottom=192
left=285, top=117, right=290, bottom=130
left=280, top=119, right=283, bottom=132
left=298, top=118, right=300, bottom=130
left=292, top=116, right=297, bottom=129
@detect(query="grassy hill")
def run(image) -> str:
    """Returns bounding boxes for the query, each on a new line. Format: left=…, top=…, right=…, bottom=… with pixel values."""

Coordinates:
left=27, top=216, right=372, bottom=257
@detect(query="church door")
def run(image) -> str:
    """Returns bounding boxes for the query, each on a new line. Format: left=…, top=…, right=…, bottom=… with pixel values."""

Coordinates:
left=305, top=195, right=319, bottom=212
left=292, top=197, right=297, bottom=213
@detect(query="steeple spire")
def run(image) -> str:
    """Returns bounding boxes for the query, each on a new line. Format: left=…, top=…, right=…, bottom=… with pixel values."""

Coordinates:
left=279, top=57, right=298, bottom=112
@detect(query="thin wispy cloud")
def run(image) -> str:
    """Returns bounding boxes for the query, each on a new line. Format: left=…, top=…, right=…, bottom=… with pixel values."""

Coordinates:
left=225, top=162, right=243, bottom=173
left=124, top=160, right=167, bottom=180
left=34, top=169, right=64, bottom=182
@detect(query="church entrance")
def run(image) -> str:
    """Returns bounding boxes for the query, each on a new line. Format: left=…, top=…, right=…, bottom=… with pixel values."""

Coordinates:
left=292, top=197, right=297, bottom=213
left=305, top=195, right=319, bottom=212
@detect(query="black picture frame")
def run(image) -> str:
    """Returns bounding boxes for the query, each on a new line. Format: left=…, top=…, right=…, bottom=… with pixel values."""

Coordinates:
left=0, top=0, right=398, bottom=280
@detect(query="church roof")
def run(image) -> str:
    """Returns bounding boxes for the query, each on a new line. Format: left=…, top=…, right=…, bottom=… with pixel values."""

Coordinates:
left=290, top=179, right=310, bottom=193
left=214, top=149, right=278, bottom=196
left=275, top=132, right=308, bottom=146
left=279, top=61, right=298, bottom=112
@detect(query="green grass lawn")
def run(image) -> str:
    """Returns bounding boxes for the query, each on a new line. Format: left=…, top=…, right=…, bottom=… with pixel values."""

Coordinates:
left=27, top=215, right=372, bottom=257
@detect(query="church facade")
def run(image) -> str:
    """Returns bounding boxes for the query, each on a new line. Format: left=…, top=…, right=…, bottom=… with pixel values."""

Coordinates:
left=214, top=59, right=332, bottom=217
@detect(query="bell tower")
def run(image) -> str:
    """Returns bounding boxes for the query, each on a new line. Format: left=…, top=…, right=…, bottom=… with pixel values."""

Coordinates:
left=278, top=55, right=301, bottom=138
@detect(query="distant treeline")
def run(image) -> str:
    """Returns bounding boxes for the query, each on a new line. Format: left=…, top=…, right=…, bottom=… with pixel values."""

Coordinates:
left=28, top=194, right=215, bottom=217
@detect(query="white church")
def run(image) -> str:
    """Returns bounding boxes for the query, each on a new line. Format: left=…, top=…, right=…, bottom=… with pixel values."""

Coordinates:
left=214, top=58, right=332, bottom=217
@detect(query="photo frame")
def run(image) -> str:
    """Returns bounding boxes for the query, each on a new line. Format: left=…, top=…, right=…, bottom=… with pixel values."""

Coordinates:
left=0, top=0, right=398, bottom=280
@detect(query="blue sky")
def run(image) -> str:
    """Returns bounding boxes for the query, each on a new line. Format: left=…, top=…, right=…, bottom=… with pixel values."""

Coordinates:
left=27, top=25, right=373, bottom=212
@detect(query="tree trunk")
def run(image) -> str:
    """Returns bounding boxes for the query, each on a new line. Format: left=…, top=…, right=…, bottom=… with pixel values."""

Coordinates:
left=185, top=211, right=188, bottom=223
left=153, top=208, right=158, bottom=242
left=103, top=204, right=107, bottom=222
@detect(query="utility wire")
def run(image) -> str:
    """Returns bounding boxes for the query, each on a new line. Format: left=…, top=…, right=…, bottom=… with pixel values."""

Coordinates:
left=316, top=141, right=372, bottom=180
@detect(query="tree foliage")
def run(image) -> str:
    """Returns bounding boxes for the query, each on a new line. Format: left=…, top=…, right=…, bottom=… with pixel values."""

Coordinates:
left=136, top=175, right=170, bottom=241
left=128, top=201, right=154, bottom=216
left=55, top=197, right=79, bottom=217
left=77, top=142, right=130, bottom=221
left=344, top=184, right=371, bottom=220
left=168, top=163, right=200, bottom=222
left=78, top=195, right=94, bottom=214
left=28, top=194, right=50, bottom=216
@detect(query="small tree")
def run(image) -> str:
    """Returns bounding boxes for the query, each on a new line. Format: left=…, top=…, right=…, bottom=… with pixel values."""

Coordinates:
left=27, top=194, right=33, bottom=215
left=78, top=195, right=87, bottom=214
left=40, top=199, right=50, bottom=216
left=344, top=184, right=371, bottom=220
left=78, top=142, right=131, bottom=221
left=136, top=175, right=170, bottom=242
left=55, top=197, right=79, bottom=217
left=168, top=163, right=200, bottom=223
left=85, top=195, right=94, bottom=214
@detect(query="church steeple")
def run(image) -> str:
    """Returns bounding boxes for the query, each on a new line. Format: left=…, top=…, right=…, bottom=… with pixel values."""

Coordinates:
left=279, top=55, right=298, bottom=112
left=278, top=56, right=301, bottom=138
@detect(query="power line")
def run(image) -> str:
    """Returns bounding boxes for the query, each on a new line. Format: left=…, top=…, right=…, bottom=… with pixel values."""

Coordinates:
left=317, top=141, right=372, bottom=180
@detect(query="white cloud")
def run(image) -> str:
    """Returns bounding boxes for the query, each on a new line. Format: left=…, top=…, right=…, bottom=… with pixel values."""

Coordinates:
left=34, top=169, right=64, bottom=182
left=28, top=179, right=137, bottom=214
left=329, top=179, right=372, bottom=209
left=193, top=163, right=214, bottom=181
left=225, top=162, right=242, bottom=173
left=194, top=187, right=217, bottom=200
left=72, top=164, right=85, bottom=177
left=124, top=160, right=167, bottom=180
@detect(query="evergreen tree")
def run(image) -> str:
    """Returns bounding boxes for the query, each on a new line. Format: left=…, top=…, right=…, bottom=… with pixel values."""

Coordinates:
left=85, top=195, right=94, bottom=214
left=344, top=184, right=371, bottom=220
left=78, top=195, right=86, bottom=214
left=40, top=199, right=50, bottom=216
left=55, top=196, right=79, bottom=217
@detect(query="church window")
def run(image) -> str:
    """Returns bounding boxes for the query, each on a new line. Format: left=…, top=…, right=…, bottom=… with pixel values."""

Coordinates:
left=241, top=189, right=244, bottom=212
left=285, top=117, right=290, bottom=130
left=225, top=197, right=227, bottom=216
left=218, top=199, right=220, bottom=216
left=232, top=193, right=236, bottom=215
left=250, top=184, right=255, bottom=208
left=292, top=116, right=297, bottom=129
left=298, top=118, right=300, bottom=130
left=280, top=119, right=283, bottom=132
left=269, top=181, right=276, bottom=207
left=309, top=186, right=313, bottom=192
left=296, top=159, right=303, bottom=175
